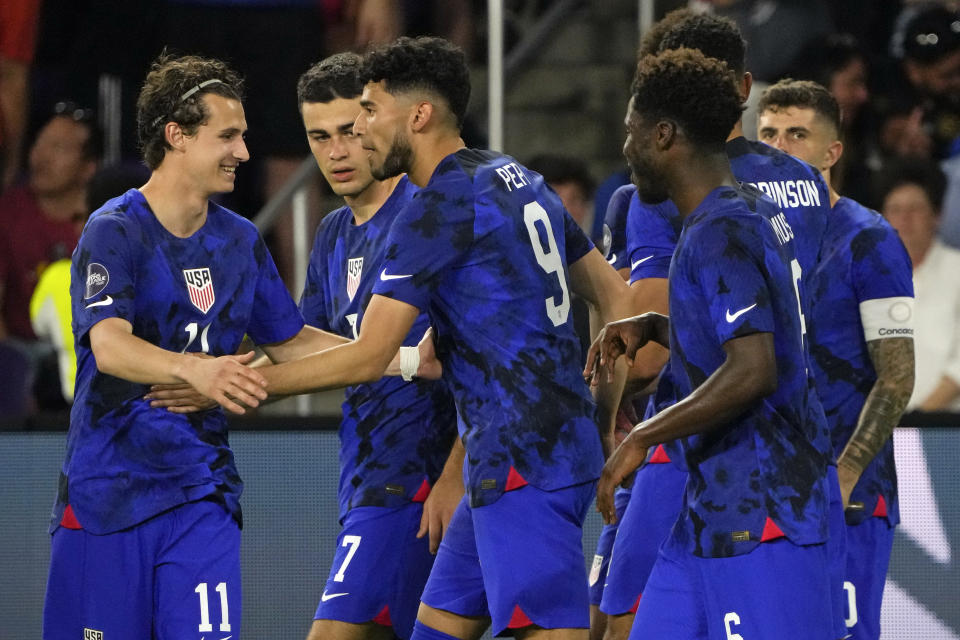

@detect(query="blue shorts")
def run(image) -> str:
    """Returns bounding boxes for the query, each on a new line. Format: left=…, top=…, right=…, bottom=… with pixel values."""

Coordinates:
left=588, top=487, right=632, bottom=605
left=600, top=461, right=686, bottom=616
left=43, top=499, right=241, bottom=640
left=631, top=532, right=833, bottom=640
left=315, top=503, right=434, bottom=639
left=844, top=516, right=894, bottom=640
left=827, top=465, right=849, bottom=640
left=420, top=481, right=594, bottom=635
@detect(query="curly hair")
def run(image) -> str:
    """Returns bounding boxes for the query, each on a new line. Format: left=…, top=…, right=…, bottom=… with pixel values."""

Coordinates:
left=758, top=79, right=842, bottom=136
left=361, top=36, right=470, bottom=129
left=638, top=8, right=693, bottom=58
left=658, top=13, right=746, bottom=76
left=297, top=52, right=365, bottom=108
left=136, top=52, right=244, bottom=170
left=632, top=48, right=743, bottom=151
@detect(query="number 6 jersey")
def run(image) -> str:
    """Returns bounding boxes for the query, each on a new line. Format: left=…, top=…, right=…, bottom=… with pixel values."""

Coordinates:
left=371, top=149, right=603, bottom=508
left=54, top=189, right=304, bottom=535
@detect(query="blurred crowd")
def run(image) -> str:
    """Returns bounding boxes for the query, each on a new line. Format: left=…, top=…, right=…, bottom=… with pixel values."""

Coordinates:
left=4, top=0, right=960, bottom=420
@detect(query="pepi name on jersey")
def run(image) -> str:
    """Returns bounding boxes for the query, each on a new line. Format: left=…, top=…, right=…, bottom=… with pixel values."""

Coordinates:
left=495, top=162, right=530, bottom=191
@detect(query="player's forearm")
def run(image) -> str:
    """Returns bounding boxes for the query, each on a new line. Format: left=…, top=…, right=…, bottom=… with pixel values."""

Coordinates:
left=630, top=333, right=776, bottom=450
left=838, top=337, right=913, bottom=476
left=440, top=436, right=466, bottom=481
left=593, top=359, right=627, bottom=459
left=262, top=339, right=392, bottom=395
left=260, top=325, right=350, bottom=364
left=91, top=323, right=200, bottom=385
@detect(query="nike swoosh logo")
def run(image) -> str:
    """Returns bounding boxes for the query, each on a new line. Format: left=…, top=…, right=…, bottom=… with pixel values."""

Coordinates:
left=379, top=269, right=413, bottom=281
left=321, top=591, right=349, bottom=602
left=85, top=295, right=113, bottom=309
left=630, top=255, right=654, bottom=270
left=725, top=303, right=757, bottom=323
left=607, top=252, right=617, bottom=265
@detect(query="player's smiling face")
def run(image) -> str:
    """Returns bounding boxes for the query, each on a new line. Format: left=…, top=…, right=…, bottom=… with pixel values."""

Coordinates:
left=302, top=97, right=376, bottom=198
left=623, top=98, right=669, bottom=204
left=182, top=93, right=249, bottom=195
left=355, top=81, right=412, bottom=180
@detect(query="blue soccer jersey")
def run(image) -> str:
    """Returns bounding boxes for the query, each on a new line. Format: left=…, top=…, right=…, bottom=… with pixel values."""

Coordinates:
left=371, top=149, right=603, bottom=507
left=55, top=189, right=304, bottom=535
left=808, top=197, right=914, bottom=526
left=601, top=184, right=635, bottom=272
left=667, top=185, right=828, bottom=558
left=299, top=176, right=457, bottom=521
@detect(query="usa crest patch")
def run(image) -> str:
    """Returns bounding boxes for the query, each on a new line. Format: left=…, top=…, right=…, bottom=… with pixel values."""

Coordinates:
left=346, top=257, right=363, bottom=301
left=183, top=267, right=215, bottom=313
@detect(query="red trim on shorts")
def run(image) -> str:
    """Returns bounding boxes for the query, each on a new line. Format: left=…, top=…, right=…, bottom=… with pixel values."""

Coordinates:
left=505, top=467, right=528, bottom=491
left=872, top=495, right=888, bottom=518
left=59, top=504, right=82, bottom=530
left=629, top=593, right=642, bottom=614
left=411, top=478, right=432, bottom=503
left=648, top=444, right=671, bottom=464
left=760, top=517, right=785, bottom=542
left=507, top=604, right=533, bottom=628
left=372, top=604, right=392, bottom=626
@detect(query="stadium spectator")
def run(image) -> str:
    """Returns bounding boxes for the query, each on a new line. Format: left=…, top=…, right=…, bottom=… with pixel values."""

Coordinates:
left=0, top=0, right=41, bottom=191
left=879, top=158, right=960, bottom=412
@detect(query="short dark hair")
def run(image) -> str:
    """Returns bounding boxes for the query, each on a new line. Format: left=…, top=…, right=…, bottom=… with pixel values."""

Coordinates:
left=658, top=13, right=747, bottom=76
left=638, top=8, right=693, bottom=58
left=758, top=79, right=842, bottom=136
left=49, top=100, right=103, bottom=161
left=361, top=36, right=470, bottom=129
left=297, top=52, right=365, bottom=107
left=136, top=52, right=244, bottom=170
left=632, top=47, right=743, bottom=151
left=876, top=158, right=947, bottom=214
left=788, top=33, right=865, bottom=89
left=526, top=154, right=595, bottom=197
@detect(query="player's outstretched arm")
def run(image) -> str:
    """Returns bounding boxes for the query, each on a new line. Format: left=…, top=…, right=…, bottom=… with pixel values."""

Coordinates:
left=623, top=277, right=671, bottom=391
left=89, top=317, right=267, bottom=414
left=837, top=337, right=914, bottom=506
left=259, top=325, right=351, bottom=364
left=597, top=332, right=776, bottom=523
left=418, top=436, right=465, bottom=554
left=584, top=312, right=670, bottom=387
left=261, top=294, right=419, bottom=395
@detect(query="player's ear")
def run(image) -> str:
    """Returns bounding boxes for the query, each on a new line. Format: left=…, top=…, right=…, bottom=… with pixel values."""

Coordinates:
left=655, top=120, right=677, bottom=150
left=165, top=122, right=186, bottom=150
left=740, top=72, right=753, bottom=104
left=410, top=100, right=434, bottom=133
left=823, top=139, right=843, bottom=171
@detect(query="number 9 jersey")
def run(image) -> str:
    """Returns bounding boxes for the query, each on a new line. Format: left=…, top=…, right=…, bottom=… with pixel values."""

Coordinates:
left=54, top=189, right=304, bottom=535
left=371, top=149, right=603, bottom=508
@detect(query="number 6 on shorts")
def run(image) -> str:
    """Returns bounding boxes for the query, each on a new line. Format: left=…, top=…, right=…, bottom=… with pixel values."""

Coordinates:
left=334, top=535, right=362, bottom=582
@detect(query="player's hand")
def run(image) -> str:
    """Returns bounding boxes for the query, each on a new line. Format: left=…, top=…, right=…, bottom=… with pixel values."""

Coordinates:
left=145, top=382, right=218, bottom=413
left=417, top=470, right=464, bottom=554
left=597, top=430, right=648, bottom=525
left=584, top=313, right=670, bottom=387
left=416, top=328, right=443, bottom=380
left=178, top=351, right=267, bottom=415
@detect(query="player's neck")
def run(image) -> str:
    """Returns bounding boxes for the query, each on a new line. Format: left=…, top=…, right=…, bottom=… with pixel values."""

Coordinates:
left=346, top=174, right=403, bottom=225
left=408, top=133, right=465, bottom=187
left=821, top=167, right=841, bottom=207
left=669, top=152, right=737, bottom=219
left=726, top=120, right=744, bottom=143
left=139, top=169, right=210, bottom=238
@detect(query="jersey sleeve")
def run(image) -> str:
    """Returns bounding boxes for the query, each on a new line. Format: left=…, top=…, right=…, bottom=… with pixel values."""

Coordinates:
left=71, top=213, right=138, bottom=346
left=690, top=218, right=776, bottom=345
left=247, top=233, right=305, bottom=345
left=298, top=227, right=332, bottom=332
left=850, top=225, right=915, bottom=303
left=627, top=195, right=679, bottom=283
left=371, top=189, right=475, bottom=312
left=602, top=184, right=635, bottom=270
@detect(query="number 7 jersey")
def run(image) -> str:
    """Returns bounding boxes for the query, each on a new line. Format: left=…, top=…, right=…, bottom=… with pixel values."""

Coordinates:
left=372, top=149, right=604, bottom=508
left=55, top=189, right=304, bottom=535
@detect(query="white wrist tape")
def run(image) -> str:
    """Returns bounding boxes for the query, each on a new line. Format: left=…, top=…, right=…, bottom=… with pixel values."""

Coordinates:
left=859, top=296, right=914, bottom=341
left=400, top=346, right=420, bottom=381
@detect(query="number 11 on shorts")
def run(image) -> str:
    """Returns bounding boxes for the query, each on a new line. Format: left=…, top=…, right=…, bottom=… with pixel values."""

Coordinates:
left=196, top=582, right=231, bottom=633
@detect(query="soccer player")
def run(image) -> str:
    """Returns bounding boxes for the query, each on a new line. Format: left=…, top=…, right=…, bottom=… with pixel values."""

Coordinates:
left=591, top=46, right=832, bottom=639
left=757, top=79, right=915, bottom=640
left=595, top=13, right=838, bottom=640
left=261, top=36, right=634, bottom=640
left=41, top=53, right=355, bottom=640
left=295, top=52, right=460, bottom=640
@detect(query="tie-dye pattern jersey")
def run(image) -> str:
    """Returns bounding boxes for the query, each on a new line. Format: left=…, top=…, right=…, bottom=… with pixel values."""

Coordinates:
left=54, top=189, right=304, bottom=534
left=600, top=184, right=636, bottom=272
left=371, top=148, right=603, bottom=508
left=667, top=186, right=828, bottom=558
left=808, top=197, right=913, bottom=526
left=299, top=176, right=457, bottom=521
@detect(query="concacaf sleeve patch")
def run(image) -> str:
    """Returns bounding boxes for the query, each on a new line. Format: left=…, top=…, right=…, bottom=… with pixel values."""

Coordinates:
left=860, top=296, right=914, bottom=341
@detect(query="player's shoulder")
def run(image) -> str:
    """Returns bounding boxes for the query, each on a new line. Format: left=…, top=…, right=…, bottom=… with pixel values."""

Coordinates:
left=609, top=183, right=637, bottom=211
left=83, top=189, right=146, bottom=235
left=833, top=196, right=901, bottom=245
left=728, top=137, right=824, bottom=181
left=316, top=203, right=353, bottom=235
left=206, top=199, right=259, bottom=236
left=688, top=187, right=770, bottom=244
